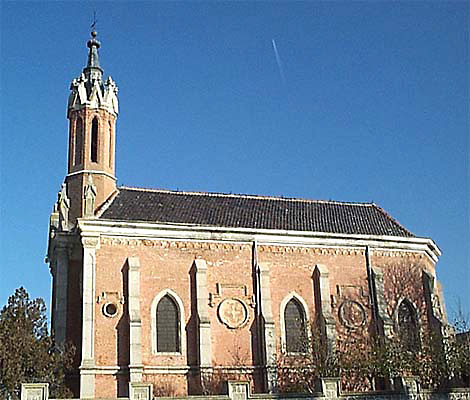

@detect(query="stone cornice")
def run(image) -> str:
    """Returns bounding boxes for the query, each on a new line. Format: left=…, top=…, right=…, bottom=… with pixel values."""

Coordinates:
left=81, top=234, right=100, bottom=249
left=67, top=169, right=117, bottom=181
left=77, top=219, right=441, bottom=263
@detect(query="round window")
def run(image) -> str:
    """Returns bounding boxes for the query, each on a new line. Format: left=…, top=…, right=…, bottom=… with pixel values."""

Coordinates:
left=103, top=302, right=118, bottom=318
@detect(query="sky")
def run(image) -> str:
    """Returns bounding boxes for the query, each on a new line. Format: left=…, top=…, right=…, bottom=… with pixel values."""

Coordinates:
left=1, top=1, right=468, bottom=321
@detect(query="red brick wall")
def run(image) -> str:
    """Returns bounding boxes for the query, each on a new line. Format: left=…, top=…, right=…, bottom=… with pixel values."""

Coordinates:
left=68, top=237, right=437, bottom=396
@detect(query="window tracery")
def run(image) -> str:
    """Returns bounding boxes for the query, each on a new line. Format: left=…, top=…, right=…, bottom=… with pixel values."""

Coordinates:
left=397, top=299, right=419, bottom=350
left=284, top=298, right=307, bottom=353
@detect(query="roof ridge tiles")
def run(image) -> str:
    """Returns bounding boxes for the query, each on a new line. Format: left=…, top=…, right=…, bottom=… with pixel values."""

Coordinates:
left=118, top=185, right=374, bottom=207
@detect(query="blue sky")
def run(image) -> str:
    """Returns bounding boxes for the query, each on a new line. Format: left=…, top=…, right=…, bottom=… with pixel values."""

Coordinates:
left=1, top=1, right=468, bottom=319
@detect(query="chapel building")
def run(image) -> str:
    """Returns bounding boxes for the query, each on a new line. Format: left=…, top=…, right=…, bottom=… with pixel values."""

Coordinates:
left=47, top=31, right=449, bottom=399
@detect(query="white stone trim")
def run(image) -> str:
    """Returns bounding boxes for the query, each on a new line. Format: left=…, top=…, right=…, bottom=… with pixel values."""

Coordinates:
left=313, top=264, right=337, bottom=352
left=80, top=235, right=99, bottom=399
left=193, top=259, right=212, bottom=368
left=129, top=382, right=153, bottom=400
left=258, top=263, right=277, bottom=393
left=21, top=383, right=49, bottom=400
left=143, top=365, right=191, bottom=374
left=279, top=292, right=310, bottom=354
left=128, top=256, right=143, bottom=383
left=77, top=219, right=440, bottom=263
left=150, top=289, right=186, bottom=356
left=80, top=365, right=128, bottom=374
left=67, top=169, right=116, bottom=181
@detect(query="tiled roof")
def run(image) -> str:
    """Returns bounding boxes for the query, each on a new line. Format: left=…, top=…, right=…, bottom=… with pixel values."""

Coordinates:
left=98, top=187, right=415, bottom=237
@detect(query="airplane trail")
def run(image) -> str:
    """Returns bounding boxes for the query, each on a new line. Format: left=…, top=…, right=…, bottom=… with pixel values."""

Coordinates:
left=271, top=39, right=286, bottom=84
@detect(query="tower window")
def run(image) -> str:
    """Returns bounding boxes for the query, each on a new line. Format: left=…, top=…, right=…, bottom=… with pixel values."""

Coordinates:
left=91, top=117, right=99, bottom=163
left=156, top=295, right=180, bottom=353
left=284, top=298, right=307, bottom=353
left=74, top=117, right=83, bottom=165
left=108, top=121, right=113, bottom=168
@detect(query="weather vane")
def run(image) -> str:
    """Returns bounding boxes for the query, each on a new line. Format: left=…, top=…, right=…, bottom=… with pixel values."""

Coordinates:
left=91, top=11, right=97, bottom=32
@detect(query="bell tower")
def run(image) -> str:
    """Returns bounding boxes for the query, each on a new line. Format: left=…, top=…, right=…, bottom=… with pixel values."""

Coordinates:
left=66, top=30, right=119, bottom=222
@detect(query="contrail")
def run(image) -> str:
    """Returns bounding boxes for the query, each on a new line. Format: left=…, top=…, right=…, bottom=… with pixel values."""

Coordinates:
left=271, top=39, right=286, bottom=84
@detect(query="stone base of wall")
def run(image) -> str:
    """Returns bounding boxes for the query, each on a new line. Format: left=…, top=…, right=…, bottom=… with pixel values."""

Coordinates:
left=22, top=379, right=470, bottom=400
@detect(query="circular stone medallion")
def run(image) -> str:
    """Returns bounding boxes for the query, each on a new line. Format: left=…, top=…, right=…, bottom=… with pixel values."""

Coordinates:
left=339, top=300, right=366, bottom=329
left=218, top=298, right=248, bottom=329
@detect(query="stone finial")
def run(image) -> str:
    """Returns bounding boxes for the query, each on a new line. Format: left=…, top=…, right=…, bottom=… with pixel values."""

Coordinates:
left=58, top=183, right=70, bottom=231
left=104, top=76, right=119, bottom=115
left=83, top=175, right=97, bottom=218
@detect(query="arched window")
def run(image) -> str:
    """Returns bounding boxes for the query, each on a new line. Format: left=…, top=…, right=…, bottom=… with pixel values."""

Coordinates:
left=397, top=299, right=419, bottom=351
left=91, top=117, right=99, bottom=163
left=284, top=298, right=307, bottom=353
left=108, top=121, right=113, bottom=168
left=156, top=295, right=180, bottom=353
left=74, top=117, right=83, bottom=165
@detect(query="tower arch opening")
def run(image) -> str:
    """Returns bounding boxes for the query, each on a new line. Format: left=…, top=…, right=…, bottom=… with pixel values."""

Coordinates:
left=74, top=117, right=83, bottom=165
left=91, top=117, right=99, bottom=163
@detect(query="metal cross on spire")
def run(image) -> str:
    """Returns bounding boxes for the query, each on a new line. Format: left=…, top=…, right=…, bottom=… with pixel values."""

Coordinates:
left=91, top=11, right=97, bottom=32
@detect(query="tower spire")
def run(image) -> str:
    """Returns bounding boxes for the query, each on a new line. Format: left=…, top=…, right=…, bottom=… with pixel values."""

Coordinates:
left=83, top=30, right=103, bottom=83
left=64, top=28, right=119, bottom=222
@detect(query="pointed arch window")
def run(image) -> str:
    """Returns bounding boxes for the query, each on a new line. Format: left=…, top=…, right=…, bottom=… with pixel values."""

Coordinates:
left=108, top=121, right=113, bottom=168
left=74, top=117, right=83, bottom=165
left=397, top=299, right=419, bottom=351
left=156, top=295, right=180, bottom=353
left=91, top=117, right=99, bottom=163
left=284, top=298, right=307, bottom=353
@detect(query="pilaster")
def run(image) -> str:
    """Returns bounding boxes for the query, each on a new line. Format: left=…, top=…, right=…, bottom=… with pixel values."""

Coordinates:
left=194, top=259, right=212, bottom=368
left=258, top=263, right=277, bottom=393
left=128, top=256, right=143, bottom=382
left=53, top=244, right=71, bottom=343
left=313, top=264, right=337, bottom=352
left=371, top=267, right=394, bottom=338
left=80, top=235, right=99, bottom=399
left=422, top=269, right=449, bottom=343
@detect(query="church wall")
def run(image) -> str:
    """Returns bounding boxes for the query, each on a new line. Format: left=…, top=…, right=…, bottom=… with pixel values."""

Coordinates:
left=372, top=252, right=435, bottom=330
left=95, top=374, right=118, bottom=399
left=202, top=243, right=254, bottom=367
left=94, top=246, right=127, bottom=367
left=82, top=236, right=439, bottom=396
left=259, top=246, right=373, bottom=354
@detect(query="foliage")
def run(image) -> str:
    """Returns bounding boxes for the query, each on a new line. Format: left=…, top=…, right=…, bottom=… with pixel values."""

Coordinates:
left=277, top=317, right=469, bottom=393
left=0, top=287, right=75, bottom=399
left=277, top=325, right=339, bottom=393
